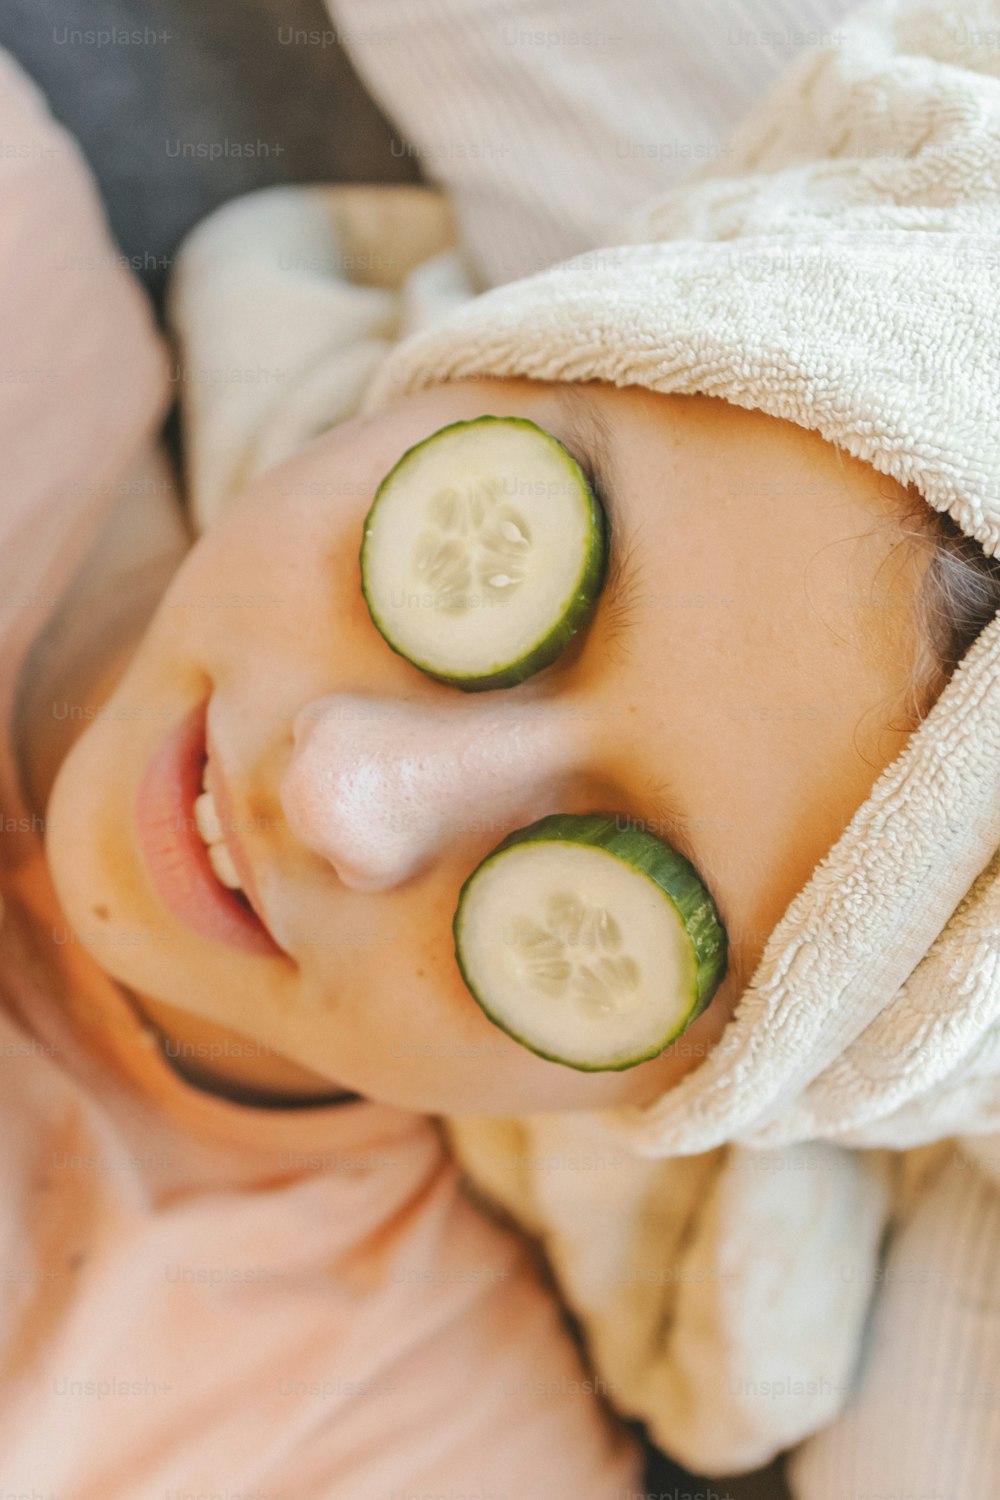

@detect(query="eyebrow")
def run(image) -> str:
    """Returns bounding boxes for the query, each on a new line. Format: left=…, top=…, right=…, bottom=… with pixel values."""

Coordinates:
left=552, top=383, right=643, bottom=624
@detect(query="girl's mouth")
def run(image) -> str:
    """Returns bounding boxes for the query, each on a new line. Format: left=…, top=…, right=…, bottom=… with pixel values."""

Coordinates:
left=134, top=700, right=283, bottom=957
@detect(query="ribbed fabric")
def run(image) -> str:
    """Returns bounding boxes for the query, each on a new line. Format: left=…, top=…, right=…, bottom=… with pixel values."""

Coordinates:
left=788, top=1145, right=1000, bottom=1498
left=327, top=0, right=854, bottom=286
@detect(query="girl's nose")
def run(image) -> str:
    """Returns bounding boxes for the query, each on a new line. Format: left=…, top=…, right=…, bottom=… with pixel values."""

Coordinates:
left=279, top=692, right=586, bottom=892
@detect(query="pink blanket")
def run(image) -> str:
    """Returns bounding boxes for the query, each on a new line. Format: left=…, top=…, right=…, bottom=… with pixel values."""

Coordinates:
left=0, top=46, right=641, bottom=1498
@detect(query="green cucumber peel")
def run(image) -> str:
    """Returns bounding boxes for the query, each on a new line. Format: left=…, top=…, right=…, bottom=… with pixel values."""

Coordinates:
left=453, top=812, right=729, bottom=1072
left=359, top=415, right=608, bottom=691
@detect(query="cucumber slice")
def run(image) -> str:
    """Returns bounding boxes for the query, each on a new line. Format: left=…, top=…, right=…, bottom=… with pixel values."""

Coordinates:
left=360, top=416, right=607, bottom=691
left=453, top=814, right=728, bottom=1071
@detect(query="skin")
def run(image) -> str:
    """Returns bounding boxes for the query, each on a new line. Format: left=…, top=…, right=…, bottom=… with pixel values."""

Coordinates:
left=39, top=378, right=930, bottom=1116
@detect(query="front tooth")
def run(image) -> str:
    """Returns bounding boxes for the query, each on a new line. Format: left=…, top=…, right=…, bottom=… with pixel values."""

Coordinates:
left=194, top=790, right=224, bottom=845
left=207, top=840, right=243, bottom=891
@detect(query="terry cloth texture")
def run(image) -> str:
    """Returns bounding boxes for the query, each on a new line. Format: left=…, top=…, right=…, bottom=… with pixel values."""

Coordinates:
left=166, top=0, right=1000, bottom=1484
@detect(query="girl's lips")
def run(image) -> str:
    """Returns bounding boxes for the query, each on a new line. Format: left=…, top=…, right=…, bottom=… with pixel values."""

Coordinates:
left=134, top=700, right=282, bottom=957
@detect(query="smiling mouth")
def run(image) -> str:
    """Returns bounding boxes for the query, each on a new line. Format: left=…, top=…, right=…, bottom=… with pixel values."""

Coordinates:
left=134, top=700, right=284, bottom=957
left=191, top=771, right=246, bottom=895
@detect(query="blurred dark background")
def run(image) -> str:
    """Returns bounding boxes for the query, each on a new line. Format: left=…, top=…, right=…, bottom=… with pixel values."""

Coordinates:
left=0, top=3, right=790, bottom=1495
left=0, top=0, right=424, bottom=313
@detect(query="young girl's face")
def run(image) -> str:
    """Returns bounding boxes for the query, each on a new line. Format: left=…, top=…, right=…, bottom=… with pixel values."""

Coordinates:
left=45, top=377, right=925, bottom=1115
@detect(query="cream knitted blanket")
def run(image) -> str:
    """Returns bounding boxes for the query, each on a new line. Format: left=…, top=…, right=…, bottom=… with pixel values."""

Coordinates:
left=168, top=0, right=1000, bottom=1478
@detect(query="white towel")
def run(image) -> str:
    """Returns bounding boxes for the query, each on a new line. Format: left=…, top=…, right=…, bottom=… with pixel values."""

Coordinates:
left=354, top=0, right=1000, bottom=1168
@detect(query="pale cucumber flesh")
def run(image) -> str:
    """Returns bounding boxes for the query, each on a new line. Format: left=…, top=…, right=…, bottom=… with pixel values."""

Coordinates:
left=360, top=416, right=607, bottom=691
left=453, top=814, right=728, bottom=1071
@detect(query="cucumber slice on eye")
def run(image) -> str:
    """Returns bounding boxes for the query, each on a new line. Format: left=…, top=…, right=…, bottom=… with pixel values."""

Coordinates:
left=453, top=813, right=728, bottom=1072
left=360, top=416, right=607, bottom=691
